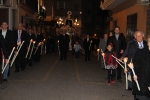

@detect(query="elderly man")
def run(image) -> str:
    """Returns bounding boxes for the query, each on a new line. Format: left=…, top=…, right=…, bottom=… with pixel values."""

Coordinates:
left=127, top=31, right=147, bottom=100
left=14, top=23, right=28, bottom=72
left=99, top=33, right=108, bottom=69
left=128, top=31, right=147, bottom=62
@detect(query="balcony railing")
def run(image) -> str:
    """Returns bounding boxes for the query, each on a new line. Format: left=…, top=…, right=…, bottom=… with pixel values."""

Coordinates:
left=136, top=0, right=150, bottom=5
left=100, top=0, right=127, bottom=10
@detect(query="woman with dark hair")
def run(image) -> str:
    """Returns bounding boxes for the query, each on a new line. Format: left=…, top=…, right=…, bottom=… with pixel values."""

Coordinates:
left=107, top=30, right=114, bottom=44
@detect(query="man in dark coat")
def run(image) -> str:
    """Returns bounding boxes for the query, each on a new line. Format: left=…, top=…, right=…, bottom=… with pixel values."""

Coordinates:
left=46, top=36, right=53, bottom=54
left=127, top=31, right=147, bottom=100
left=36, top=29, right=44, bottom=62
left=26, top=28, right=35, bottom=66
left=0, top=21, right=15, bottom=81
left=83, top=34, right=92, bottom=61
left=107, top=26, right=126, bottom=81
left=59, top=30, right=70, bottom=60
left=14, top=23, right=28, bottom=72
left=0, top=34, right=8, bottom=84
left=127, top=31, right=147, bottom=62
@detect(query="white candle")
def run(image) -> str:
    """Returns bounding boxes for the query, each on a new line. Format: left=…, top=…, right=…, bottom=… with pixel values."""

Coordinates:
left=123, top=57, right=128, bottom=90
left=2, top=47, right=15, bottom=73
left=128, top=63, right=140, bottom=91
left=112, top=55, right=124, bottom=63
left=25, top=39, right=33, bottom=58
left=58, top=40, right=60, bottom=55
left=97, top=49, right=100, bottom=60
left=41, top=39, right=46, bottom=55
left=101, top=52, right=106, bottom=69
left=29, top=41, right=36, bottom=59
left=116, top=60, right=124, bottom=69
left=17, top=42, right=21, bottom=50
left=11, top=41, right=25, bottom=67
left=34, top=42, right=41, bottom=54
left=89, top=40, right=92, bottom=50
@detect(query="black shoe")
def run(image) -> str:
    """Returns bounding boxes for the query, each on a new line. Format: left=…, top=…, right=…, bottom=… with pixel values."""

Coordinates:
left=3, top=79, right=7, bottom=82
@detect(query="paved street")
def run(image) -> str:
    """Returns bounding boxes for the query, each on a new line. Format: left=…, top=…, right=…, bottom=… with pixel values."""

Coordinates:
left=0, top=52, right=133, bottom=100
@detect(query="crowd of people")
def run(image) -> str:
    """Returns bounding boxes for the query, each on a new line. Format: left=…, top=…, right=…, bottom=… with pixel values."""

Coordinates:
left=0, top=21, right=44, bottom=84
left=0, top=20, right=150, bottom=100
left=100, top=26, right=150, bottom=100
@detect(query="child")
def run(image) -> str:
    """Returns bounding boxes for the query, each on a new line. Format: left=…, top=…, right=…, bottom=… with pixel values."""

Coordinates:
left=74, top=41, right=82, bottom=59
left=102, top=43, right=118, bottom=85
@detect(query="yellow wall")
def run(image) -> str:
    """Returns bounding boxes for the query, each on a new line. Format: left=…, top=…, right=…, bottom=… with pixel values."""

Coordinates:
left=110, top=5, right=149, bottom=36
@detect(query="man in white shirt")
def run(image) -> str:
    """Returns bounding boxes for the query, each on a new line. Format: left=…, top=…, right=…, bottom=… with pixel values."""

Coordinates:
left=0, top=21, right=15, bottom=82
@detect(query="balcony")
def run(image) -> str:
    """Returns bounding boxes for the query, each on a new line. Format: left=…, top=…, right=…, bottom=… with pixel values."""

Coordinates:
left=100, top=0, right=127, bottom=10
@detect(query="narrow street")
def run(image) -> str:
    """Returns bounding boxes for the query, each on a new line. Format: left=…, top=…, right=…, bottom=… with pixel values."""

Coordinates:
left=0, top=52, right=133, bottom=100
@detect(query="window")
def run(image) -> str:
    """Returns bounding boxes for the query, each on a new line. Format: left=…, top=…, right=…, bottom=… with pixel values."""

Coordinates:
left=113, top=20, right=117, bottom=29
left=126, top=13, right=137, bottom=40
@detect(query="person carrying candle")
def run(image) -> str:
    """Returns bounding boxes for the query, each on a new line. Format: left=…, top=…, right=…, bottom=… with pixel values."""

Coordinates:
left=102, top=43, right=118, bottom=85
left=83, top=34, right=92, bottom=61
left=99, top=33, right=108, bottom=69
left=26, top=28, right=35, bottom=66
left=14, top=23, right=28, bottom=72
left=74, top=41, right=82, bottom=59
left=0, top=21, right=15, bottom=82
left=130, top=35, right=150, bottom=100
left=0, top=34, right=8, bottom=84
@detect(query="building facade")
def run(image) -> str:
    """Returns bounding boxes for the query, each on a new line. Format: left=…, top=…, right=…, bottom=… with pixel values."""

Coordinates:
left=82, top=0, right=109, bottom=37
left=100, top=0, right=150, bottom=37
left=0, top=0, right=45, bottom=30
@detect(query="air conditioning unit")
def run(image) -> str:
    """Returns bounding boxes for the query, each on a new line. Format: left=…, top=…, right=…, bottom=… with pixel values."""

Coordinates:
left=136, top=0, right=150, bottom=5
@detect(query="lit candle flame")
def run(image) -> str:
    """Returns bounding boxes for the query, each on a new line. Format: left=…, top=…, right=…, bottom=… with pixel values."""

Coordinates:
left=123, top=57, right=128, bottom=63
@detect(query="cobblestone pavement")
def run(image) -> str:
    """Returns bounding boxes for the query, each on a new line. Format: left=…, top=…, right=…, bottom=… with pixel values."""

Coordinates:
left=0, top=52, right=133, bottom=100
